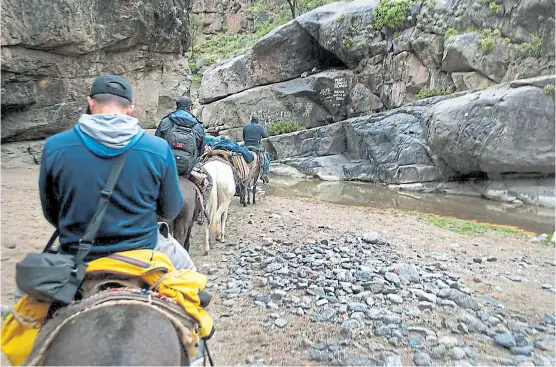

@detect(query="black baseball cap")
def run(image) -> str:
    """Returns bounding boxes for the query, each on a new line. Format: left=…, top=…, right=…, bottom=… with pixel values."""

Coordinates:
left=177, top=96, right=193, bottom=108
left=89, top=74, right=133, bottom=102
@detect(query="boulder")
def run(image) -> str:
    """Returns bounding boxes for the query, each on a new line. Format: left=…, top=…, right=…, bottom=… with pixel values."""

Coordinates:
left=425, top=76, right=555, bottom=176
left=198, top=20, right=331, bottom=103
left=442, top=32, right=515, bottom=83
left=198, top=70, right=358, bottom=134
left=451, top=72, right=495, bottom=91
left=263, top=122, right=346, bottom=160
left=1, top=0, right=191, bottom=143
left=283, top=155, right=350, bottom=181
left=344, top=109, right=442, bottom=184
left=410, top=32, right=444, bottom=69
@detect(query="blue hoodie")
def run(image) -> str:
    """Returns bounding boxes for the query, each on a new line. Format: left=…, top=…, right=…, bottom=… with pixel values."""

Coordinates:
left=39, top=113, right=183, bottom=256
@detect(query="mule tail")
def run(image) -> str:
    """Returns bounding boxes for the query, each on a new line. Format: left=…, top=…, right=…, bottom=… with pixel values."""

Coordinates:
left=207, top=183, right=220, bottom=234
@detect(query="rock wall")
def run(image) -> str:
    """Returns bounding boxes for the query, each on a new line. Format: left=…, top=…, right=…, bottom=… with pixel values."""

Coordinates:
left=263, top=76, right=556, bottom=208
left=198, top=0, right=554, bottom=134
left=1, top=0, right=192, bottom=143
left=192, top=0, right=256, bottom=35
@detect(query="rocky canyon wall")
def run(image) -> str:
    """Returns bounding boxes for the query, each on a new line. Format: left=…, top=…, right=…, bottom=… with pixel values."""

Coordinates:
left=1, top=0, right=192, bottom=143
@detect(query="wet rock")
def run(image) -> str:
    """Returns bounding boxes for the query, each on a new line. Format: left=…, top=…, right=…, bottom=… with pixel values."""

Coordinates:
left=494, top=332, right=517, bottom=348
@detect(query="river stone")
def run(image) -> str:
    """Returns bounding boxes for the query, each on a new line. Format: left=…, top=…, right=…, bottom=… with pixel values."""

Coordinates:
left=430, top=344, right=447, bottom=359
left=494, top=332, right=517, bottom=348
left=437, top=288, right=480, bottom=310
left=340, top=319, right=361, bottom=339
left=387, top=294, right=403, bottom=304
left=449, top=347, right=466, bottom=360
left=362, top=232, right=381, bottom=244
left=413, top=351, right=432, bottom=366
left=312, top=307, right=337, bottom=322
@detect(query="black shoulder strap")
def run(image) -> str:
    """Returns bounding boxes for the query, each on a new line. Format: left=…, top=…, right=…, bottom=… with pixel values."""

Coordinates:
left=75, top=151, right=129, bottom=262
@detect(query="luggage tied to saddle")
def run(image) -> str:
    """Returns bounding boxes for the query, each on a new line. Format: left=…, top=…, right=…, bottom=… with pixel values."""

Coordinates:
left=202, top=148, right=251, bottom=181
left=1, top=249, right=214, bottom=366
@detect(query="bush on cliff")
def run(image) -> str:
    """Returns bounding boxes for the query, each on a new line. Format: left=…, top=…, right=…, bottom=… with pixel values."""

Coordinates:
left=269, top=120, right=302, bottom=136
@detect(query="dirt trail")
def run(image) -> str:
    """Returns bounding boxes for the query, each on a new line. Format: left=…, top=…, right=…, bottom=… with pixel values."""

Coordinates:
left=1, top=165, right=555, bottom=366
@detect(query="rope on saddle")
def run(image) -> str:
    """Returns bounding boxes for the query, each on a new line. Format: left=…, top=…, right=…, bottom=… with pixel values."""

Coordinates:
left=203, top=155, right=242, bottom=187
left=25, top=288, right=199, bottom=366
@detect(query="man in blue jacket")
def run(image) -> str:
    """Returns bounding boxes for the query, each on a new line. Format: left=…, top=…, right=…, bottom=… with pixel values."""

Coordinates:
left=39, top=74, right=184, bottom=258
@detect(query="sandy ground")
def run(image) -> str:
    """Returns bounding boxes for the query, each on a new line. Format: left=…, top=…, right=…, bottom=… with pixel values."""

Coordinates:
left=1, top=165, right=555, bottom=365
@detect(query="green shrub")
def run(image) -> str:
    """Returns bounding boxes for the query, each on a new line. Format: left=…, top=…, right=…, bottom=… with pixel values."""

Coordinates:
left=415, top=87, right=452, bottom=100
left=373, top=0, right=415, bottom=30
left=489, top=1, right=500, bottom=14
left=503, top=37, right=511, bottom=44
left=445, top=28, right=458, bottom=38
left=191, top=74, right=202, bottom=84
left=268, top=120, right=302, bottom=136
left=543, top=84, right=555, bottom=96
left=343, top=38, right=353, bottom=48
left=519, top=33, right=542, bottom=58
left=480, top=35, right=495, bottom=51
left=480, top=29, right=496, bottom=52
left=188, top=62, right=197, bottom=74
left=336, top=14, right=345, bottom=22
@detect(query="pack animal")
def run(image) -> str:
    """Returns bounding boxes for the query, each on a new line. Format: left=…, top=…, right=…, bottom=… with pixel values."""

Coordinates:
left=159, top=176, right=202, bottom=252
left=202, top=159, right=236, bottom=256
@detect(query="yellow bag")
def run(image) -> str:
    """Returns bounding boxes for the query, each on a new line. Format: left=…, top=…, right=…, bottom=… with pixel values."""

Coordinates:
left=2, top=249, right=214, bottom=366
left=85, top=249, right=214, bottom=338
left=1, top=295, right=51, bottom=366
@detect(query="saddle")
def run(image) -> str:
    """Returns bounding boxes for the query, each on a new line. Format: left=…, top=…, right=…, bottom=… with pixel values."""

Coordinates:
left=201, top=149, right=250, bottom=182
left=2, top=250, right=214, bottom=366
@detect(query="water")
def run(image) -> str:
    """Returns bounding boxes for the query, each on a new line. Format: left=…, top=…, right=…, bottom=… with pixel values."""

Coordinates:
left=266, top=176, right=555, bottom=235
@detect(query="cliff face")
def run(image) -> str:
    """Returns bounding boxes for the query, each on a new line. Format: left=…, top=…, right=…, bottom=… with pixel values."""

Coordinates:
left=1, top=0, right=192, bottom=143
left=197, top=0, right=554, bottom=139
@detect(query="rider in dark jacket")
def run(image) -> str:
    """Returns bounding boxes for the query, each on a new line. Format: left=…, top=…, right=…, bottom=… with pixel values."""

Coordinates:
left=242, top=115, right=268, bottom=147
left=155, top=96, right=212, bottom=224
left=155, top=96, right=205, bottom=176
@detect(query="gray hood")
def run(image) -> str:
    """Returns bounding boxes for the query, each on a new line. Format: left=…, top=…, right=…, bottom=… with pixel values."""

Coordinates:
left=78, top=113, right=142, bottom=149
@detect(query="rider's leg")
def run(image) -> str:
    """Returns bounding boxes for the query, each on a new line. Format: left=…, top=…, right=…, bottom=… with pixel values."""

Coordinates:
left=197, top=167, right=213, bottom=224
left=155, top=224, right=197, bottom=270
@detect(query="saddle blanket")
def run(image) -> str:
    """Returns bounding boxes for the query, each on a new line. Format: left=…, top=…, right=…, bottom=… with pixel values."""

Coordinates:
left=1, top=250, right=213, bottom=366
